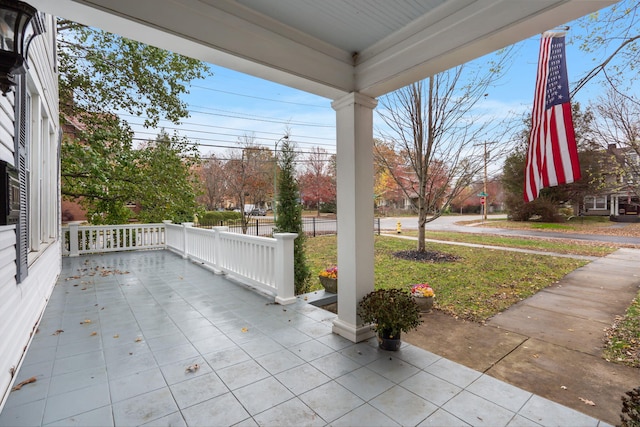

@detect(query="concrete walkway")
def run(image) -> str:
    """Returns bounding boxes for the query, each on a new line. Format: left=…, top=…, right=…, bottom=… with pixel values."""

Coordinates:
left=406, top=248, right=640, bottom=425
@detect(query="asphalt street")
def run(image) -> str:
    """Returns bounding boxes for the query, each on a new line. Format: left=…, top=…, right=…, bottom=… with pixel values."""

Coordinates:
left=382, top=214, right=640, bottom=246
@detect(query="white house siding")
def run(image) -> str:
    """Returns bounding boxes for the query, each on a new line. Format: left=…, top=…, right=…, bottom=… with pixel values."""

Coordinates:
left=0, top=12, right=60, bottom=409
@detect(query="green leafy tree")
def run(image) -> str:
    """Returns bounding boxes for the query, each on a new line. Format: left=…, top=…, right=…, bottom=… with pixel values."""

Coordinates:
left=274, top=138, right=310, bottom=294
left=135, top=131, right=202, bottom=223
left=58, top=20, right=211, bottom=223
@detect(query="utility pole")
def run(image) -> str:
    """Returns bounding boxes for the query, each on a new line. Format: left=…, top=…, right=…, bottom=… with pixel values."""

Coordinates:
left=483, top=140, right=488, bottom=221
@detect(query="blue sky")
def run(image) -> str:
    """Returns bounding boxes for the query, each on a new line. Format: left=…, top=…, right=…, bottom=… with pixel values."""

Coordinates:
left=127, top=6, right=629, bottom=161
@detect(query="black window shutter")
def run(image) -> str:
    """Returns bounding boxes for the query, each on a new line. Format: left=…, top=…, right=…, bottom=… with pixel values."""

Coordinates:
left=14, top=75, right=28, bottom=283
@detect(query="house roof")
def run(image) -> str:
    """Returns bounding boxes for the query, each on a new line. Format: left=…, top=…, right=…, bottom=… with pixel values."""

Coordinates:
left=31, top=0, right=615, bottom=100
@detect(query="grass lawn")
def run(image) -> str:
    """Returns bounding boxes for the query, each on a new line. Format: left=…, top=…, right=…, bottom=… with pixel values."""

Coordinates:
left=603, top=290, right=640, bottom=368
left=305, top=235, right=588, bottom=321
left=479, top=218, right=640, bottom=237
left=393, top=230, right=618, bottom=257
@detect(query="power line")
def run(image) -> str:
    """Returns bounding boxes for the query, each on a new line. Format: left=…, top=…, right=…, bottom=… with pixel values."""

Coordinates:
left=189, top=84, right=330, bottom=109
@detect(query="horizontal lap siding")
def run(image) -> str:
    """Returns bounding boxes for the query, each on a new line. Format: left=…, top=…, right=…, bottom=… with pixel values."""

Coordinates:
left=0, top=241, right=60, bottom=409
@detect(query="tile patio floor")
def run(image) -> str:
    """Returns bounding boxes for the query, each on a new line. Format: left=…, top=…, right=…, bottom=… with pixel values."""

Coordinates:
left=0, top=250, right=611, bottom=427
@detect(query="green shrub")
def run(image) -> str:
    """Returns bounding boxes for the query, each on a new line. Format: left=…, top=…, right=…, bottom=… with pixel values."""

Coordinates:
left=199, top=211, right=242, bottom=226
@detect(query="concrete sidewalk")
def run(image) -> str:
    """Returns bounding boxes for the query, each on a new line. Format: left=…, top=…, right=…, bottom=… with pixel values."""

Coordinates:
left=406, top=248, right=640, bottom=425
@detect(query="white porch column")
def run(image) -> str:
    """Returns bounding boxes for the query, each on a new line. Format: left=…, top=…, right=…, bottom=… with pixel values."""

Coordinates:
left=331, top=92, right=377, bottom=343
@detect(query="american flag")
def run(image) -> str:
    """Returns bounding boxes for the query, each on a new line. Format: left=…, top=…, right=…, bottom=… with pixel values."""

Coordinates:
left=524, top=32, right=581, bottom=202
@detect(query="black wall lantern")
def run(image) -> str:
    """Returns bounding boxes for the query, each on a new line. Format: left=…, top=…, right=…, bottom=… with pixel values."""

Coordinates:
left=0, top=0, right=44, bottom=95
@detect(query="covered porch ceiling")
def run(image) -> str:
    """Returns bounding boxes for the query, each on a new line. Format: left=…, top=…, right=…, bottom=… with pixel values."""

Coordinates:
left=30, top=0, right=614, bottom=100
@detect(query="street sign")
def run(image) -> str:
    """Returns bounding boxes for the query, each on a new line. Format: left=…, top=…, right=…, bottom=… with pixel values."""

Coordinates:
left=477, top=192, right=488, bottom=197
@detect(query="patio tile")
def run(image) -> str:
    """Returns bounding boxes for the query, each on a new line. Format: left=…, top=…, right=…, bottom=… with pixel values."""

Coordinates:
left=424, top=357, right=482, bottom=388
left=203, top=346, right=251, bottom=370
left=112, top=387, right=178, bottom=426
left=517, top=395, right=600, bottom=426
left=102, top=340, right=151, bottom=365
left=394, top=344, right=442, bottom=370
left=310, top=352, right=361, bottom=379
left=47, top=366, right=108, bottom=397
left=146, top=332, right=191, bottom=352
left=506, top=414, right=544, bottom=427
left=366, top=355, right=420, bottom=383
left=2, top=376, right=50, bottom=409
left=13, top=360, right=55, bottom=384
left=181, top=392, right=250, bottom=427
left=418, top=408, right=472, bottom=426
left=467, top=374, right=533, bottom=413
left=52, top=350, right=106, bottom=377
left=299, top=381, right=364, bottom=423
left=109, top=367, right=167, bottom=403
left=289, top=340, right=334, bottom=362
left=42, top=382, right=111, bottom=425
left=192, top=334, right=236, bottom=354
left=275, top=364, right=331, bottom=396
left=442, top=390, right=516, bottom=427
left=400, top=371, right=462, bottom=406
left=139, top=411, right=187, bottom=427
left=0, top=399, right=46, bottom=427
left=184, top=324, right=223, bottom=342
left=153, top=342, right=200, bottom=365
left=216, top=359, right=270, bottom=390
left=335, top=366, right=395, bottom=401
left=252, top=397, right=325, bottom=427
left=169, top=372, right=229, bottom=409
left=263, top=327, right=312, bottom=347
left=254, top=349, right=305, bottom=375
left=232, top=377, right=294, bottom=415
left=317, top=333, right=353, bottom=351
left=369, top=385, right=438, bottom=426
left=159, top=356, right=213, bottom=385
left=330, top=403, right=401, bottom=427
left=340, top=341, right=385, bottom=365
left=105, top=351, right=158, bottom=379
left=20, top=346, right=57, bottom=367
left=53, top=337, right=102, bottom=359
left=44, top=405, right=114, bottom=427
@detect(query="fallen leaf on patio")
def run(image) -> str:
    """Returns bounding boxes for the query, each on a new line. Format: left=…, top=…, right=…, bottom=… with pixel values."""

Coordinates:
left=11, top=377, right=36, bottom=391
left=178, top=276, right=183, bottom=280
left=185, top=364, right=199, bottom=373
left=90, top=331, right=97, bottom=336
left=81, top=287, right=87, bottom=290
left=134, top=337, right=142, bottom=342
left=561, top=386, right=567, bottom=390
left=304, top=296, right=308, bottom=301
left=579, top=397, right=595, bottom=406
left=532, top=354, right=539, bottom=358
left=52, top=329, right=64, bottom=335
left=241, top=328, right=248, bottom=333
left=113, top=334, right=119, bottom=339
left=81, top=319, right=91, bottom=324
left=567, top=328, right=574, bottom=332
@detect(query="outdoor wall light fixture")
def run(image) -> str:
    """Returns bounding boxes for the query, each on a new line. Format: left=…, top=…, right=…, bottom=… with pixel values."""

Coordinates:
left=0, top=0, right=44, bottom=96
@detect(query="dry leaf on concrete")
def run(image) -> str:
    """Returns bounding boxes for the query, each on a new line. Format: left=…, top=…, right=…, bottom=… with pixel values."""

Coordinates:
left=579, top=397, right=596, bottom=406
left=185, top=364, right=200, bottom=373
left=11, top=377, right=36, bottom=391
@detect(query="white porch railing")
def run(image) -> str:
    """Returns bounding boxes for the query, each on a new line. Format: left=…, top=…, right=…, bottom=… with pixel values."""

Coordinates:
left=62, top=221, right=297, bottom=304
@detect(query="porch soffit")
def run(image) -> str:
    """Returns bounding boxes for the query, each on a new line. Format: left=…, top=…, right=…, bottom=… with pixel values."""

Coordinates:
left=31, top=0, right=615, bottom=100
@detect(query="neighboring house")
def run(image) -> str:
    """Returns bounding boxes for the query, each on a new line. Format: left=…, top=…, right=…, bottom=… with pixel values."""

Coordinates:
left=580, top=144, right=640, bottom=222
left=0, top=10, right=60, bottom=408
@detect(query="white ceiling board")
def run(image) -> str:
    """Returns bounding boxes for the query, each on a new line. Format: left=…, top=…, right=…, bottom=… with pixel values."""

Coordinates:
left=30, top=0, right=616, bottom=100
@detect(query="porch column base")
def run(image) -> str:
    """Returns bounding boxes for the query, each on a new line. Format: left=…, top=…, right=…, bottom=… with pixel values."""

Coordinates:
left=332, top=318, right=374, bottom=343
left=275, top=296, right=296, bottom=305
